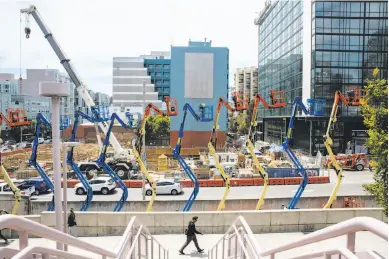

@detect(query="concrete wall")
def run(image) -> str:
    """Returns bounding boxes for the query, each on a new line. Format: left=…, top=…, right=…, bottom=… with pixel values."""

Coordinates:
left=0, top=194, right=378, bottom=216
left=5, top=208, right=386, bottom=238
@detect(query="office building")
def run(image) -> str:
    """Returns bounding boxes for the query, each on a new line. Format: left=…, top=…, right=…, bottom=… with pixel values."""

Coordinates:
left=234, top=66, right=258, bottom=103
left=169, top=40, right=229, bottom=148
left=95, top=92, right=111, bottom=106
left=255, top=0, right=388, bottom=154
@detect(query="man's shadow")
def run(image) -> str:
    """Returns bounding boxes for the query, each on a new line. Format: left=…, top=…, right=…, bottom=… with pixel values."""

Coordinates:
left=188, top=250, right=208, bottom=258
left=0, top=240, right=14, bottom=247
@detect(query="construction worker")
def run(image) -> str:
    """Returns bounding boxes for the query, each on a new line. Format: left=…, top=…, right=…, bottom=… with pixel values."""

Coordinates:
left=0, top=210, right=9, bottom=244
left=179, top=216, right=204, bottom=255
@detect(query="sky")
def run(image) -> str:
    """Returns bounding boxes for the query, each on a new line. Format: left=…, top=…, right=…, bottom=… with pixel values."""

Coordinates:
left=0, top=0, right=264, bottom=95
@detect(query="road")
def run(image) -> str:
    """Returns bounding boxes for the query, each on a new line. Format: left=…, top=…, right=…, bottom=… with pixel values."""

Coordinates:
left=32, top=169, right=373, bottom=202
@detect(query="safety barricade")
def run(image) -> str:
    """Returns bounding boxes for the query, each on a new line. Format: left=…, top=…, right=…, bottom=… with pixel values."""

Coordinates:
left=180, top=180, right=193, bottom=188
left=61, top=180, right=79, bottom=188
left=238, top=179, right=254, bottom=186
left=129, top=180, right=143, bottom=188
left=122, top=180, right=131, bottom=188
left=318, top=176, right=330, bottom=183
left=269, top=178, right=285, bottom=185
left=284, top=178, right=301, bottom=185
left=230, top=179, right=240, bottom=186
left=253, top=178, right=264, bottom=186
left=198, top=180, right=208, bottom=187
left=211, top=179, right=225, bottom=187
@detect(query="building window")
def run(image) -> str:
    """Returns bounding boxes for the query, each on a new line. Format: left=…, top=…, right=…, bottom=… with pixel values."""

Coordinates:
left=155, top=64, right=162, bottom=68
left=156, top=72, right=162, bottom=76
left=163, top=64, right=170, bottom=69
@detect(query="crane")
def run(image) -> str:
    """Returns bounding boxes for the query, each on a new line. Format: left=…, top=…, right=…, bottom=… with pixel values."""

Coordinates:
left=247, top=91, right=286, bottom=210
left=209, top=93, right=248, bottom=211
left=323, top=88, right=365, bottom=209
left=21, top=5, right=127, bottom=160
left=172, top=103, right=213, bottom=211
left=29, top=113, right=55, bottom=211
left=282, top=97, right=326, bottom=209
left=0, top=109, right=30, bottom=215
left=96, top=113, right=132, bottom=212
left=133, top=97, right=178, bottom=212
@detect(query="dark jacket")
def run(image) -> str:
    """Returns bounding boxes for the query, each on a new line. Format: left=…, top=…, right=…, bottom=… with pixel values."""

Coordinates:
left=185, top=221, right=201, bottom=236
left=68, top=213, right=77, bottom=227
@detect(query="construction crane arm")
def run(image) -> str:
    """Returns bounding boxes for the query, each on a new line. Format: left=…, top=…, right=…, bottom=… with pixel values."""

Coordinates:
left=21, top=5, right=125, bottom=159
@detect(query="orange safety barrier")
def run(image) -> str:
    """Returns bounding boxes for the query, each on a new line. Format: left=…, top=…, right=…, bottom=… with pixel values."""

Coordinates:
left=198, top=180, right=208, bottom=187
left=230, top=179, right=240, bottom=186
left=212, top=179, right=224, bottom=187
left=129, top=180, right=143, bottom=188
left=122, top=180, right=131, bottom=188
left=269, top=178, right=285, bottom=185
left=237, top=179, right=254, bottom=186
left=253, top=178, right=264, bottom=186
left=180, top=180, right=193, bottom=188
left=284, top=178, right=300, bottom=185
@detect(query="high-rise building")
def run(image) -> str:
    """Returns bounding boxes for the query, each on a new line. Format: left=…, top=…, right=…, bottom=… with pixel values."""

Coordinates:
left=255, top=0, right=388, bottom=154
left=234, top=66, right=258, bottom=103
left=94, top=92, right=111, bottom=106
left=169, top=40, right=229, bottom=148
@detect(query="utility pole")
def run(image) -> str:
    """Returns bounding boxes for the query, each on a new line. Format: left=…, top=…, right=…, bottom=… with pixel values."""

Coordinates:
left=142, top=80, right=146, bottom=201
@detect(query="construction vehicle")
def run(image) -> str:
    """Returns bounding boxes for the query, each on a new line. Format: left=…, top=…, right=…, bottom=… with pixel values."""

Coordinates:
left=172, top=103, right=213, bottom=211
left=29, top=113, right=55, bottom=211
left=0, top=109, right=30, bottom=215
left=96, top=113, right=131, bottom=212
left=209, top=93, right=248, bottom=211
left=247, top=90, right=286, bottom=210
left=21, top=6, right=132, bottom=182
left=323, top=88, right=365, bottom=209
left=282, top=97, right=326, bottom=209
left=133, top=97, right=178, bottom=212
left=326, top=153, right=368, bottom=171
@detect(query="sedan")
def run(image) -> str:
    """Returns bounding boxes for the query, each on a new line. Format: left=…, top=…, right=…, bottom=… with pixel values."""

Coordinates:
left=145, top=180, right=182, bottom=196
left=75, top=177, right=116, bottom=195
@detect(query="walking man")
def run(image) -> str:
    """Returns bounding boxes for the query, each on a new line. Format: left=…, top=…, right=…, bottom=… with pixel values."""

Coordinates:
left=0, top=210, right=9, bottom=244
left=67, top=208, right=77, bottom=237
left=179, top=216, right=204, bottom=255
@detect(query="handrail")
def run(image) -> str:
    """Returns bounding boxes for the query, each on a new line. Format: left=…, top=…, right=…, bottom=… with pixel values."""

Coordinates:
left=288, top=248, right=359, bottom=259
left=0, top=214, right=169, bottom=259
left=11, top=246, right=93, bottom=259
left=259, top=217, right=388, bottom=258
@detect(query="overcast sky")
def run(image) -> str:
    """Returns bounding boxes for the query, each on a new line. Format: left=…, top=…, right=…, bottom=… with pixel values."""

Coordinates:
left=0, top=0, right=264, bottom=95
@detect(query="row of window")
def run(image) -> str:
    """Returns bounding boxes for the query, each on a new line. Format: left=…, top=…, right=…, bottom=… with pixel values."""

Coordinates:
left=314, top=34, right=388, bottom=52
left=314, top=2, right=388, bottom=18
left=146, top=64, right=170, bottom=69
left=155, top=87, right=170, bottom=94
left=314, top=18, right=388, bottom=35
left=314, top=51, right=388, bottom=68
left=148, top=72, right=170, bottom=77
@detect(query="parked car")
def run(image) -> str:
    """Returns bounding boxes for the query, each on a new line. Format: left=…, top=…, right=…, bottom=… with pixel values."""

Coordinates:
left=16, top=142, right=32, bottom=149
left=0, top=146, right=12, bottom=152
left=145, top=179, right=182, bottom=196
left=21, top=177, right=52, bottom=195
left=43, top=139, right=52, bottom=144
left=74, top=176, right=116, bottom=195
left=2, top=181, right=36, bottom=196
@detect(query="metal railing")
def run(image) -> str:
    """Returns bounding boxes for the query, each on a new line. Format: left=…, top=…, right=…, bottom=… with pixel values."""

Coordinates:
left=0, top=214, right=169, bottom=259
left=208, top=216, right=261, bottom=259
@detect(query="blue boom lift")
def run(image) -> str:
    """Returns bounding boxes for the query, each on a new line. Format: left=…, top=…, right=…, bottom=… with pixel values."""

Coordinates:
left=282, top=97, right=325, bottom=209
left=172, top=103, right=213, bottom=211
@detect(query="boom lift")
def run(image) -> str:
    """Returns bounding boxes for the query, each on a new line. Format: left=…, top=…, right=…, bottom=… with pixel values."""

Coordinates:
left=133, top=97, right=178, bottom=212
left=0, top=109, right=30, bottom=215
left=125, top=112, right=142, bottom=129
left=21, top=5, right=127, bottom=160
left=209, top=94, right=248, bottom=211
left=96, top=113, right=131, bottom=212
left=172, top=103, right=213, bottom=211
left=323, top=89, right=365, bottom=209
left=282, top=97, right=325, bottom=209
left=247, top=91, right=286, bottom=210
left=29, top=113, right=55, bottom=211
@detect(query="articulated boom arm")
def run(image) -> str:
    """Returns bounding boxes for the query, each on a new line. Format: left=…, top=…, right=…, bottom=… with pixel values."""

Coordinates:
left=173, top=103, right=213, bottom=211
left=209, top=98, right=236, bottom=148
left=21, top=5, right=125, bottom=159
left=323, top=89, right=365, bottom=209
left=29, top=113, right=55, bottom=211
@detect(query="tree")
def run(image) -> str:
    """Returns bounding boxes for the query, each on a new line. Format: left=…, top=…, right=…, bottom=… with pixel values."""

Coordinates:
left=361, top=68, right=388, bottom=216
left=145, top=115, right=170, bottom=144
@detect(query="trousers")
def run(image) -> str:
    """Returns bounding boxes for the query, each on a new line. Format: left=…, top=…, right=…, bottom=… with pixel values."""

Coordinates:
left=0, top=230, right=7, bottom=242
left=180, top=235, right=200, bottom=252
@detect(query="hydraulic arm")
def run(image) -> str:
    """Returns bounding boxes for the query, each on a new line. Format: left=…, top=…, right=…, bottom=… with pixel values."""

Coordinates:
left=96, top=113, right=130, bottom=212
left=133, top=97, right=178, bottom=212
left=21, top=5, right=126, bottom=159
left=0, top=109, right=30, bottom=215
left=172, top=103, right=213, bottom=211
left=29, top=113, right=55, bottom=211
left=323, top=89, right=365, bottom=208
left=282, top=97, right=325, bottom=209
left=247, top=91, right=286, bottom=210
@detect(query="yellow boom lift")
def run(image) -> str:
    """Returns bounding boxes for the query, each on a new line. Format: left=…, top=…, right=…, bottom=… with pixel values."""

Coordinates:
left=0, top=109, right=30, bottom=214
left=208, top=92, right=248, bottom=211
left=247, top=90, right=286, bottom=209
left=323, top=88, right=365, bottom=208
left=133, top=97, right=178, bottom=212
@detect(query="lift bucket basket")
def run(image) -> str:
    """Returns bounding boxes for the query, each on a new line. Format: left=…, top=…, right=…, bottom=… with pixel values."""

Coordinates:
left=307, top=98, right=326, bottom=116
left=60, top=116, right=70, bottom=130
left=165, top=97, right=178, bottom=116
left=200, top=105, right=214, bottom=122
left=346, top=88, right=366, bottom=104
left=126, top=112, right=141, bottom=129
left=270, top=90, right=286, bottom=108
left=91, top=105, right=110, bottom=122
left=7, top=108, right=30, bottom=126
left=233, top=92, right=249, bottom=111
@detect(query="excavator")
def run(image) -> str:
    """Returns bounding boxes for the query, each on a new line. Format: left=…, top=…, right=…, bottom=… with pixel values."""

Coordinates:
left=322, top=88, right=365, bottom=209
left=133, top=97, right=178, bottom=212
left=172, top=103, right=213, bottom=211
left=282, top=97, right=326, bottom=209
left=209, top=92, right=248, bottom=211
left=0, top=109, right=30, bottom=214
left=247, top=90, right=286, bottom=210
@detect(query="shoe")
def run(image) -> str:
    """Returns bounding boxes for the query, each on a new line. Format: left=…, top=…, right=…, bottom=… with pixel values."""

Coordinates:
left=198, top=249, right=204, bottom=253
left=4, top=240, right=8, bottom=244
left=179, top=250, right=185, bottom=255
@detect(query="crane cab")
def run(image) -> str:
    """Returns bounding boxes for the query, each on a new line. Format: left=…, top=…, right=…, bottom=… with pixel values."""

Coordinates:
left=346, top=88, right=366, bottom=105
left=7, top=108, right=30, bottom=126
left=270, top=90, right=286, bottom=108
left=232, top=92, right=249, bottom=111
left=199, top=104, right=214, bottom=122
left=60, top=116, right=70, bottom=130
left=164, top=97, right=178, bottom=116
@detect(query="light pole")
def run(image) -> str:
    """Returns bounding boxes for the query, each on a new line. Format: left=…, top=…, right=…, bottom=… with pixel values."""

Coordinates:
left=142, top=80, right=146, bottom=201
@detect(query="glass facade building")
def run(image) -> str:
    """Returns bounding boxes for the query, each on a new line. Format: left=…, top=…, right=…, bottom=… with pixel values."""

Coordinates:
left=256, top=0, right=388, bottom=154
left=144, top=59, right=171, bottom=101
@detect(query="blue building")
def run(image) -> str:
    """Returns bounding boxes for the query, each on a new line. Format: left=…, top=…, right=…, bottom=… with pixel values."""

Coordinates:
left=144, top=58, right=171, bottom=101
left=169, top=40, right=229, bottom=148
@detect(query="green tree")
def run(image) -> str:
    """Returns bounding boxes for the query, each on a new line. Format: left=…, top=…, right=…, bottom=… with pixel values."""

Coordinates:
left=361, top=68, right=388, bottom=216
left=145, top=115, right=170, bottom=144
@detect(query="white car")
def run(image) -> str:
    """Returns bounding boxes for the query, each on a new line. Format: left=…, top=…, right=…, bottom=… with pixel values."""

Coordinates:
left=145, top=179, right=182, bottom=196
left=75, top=177, right=116, bottom=195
